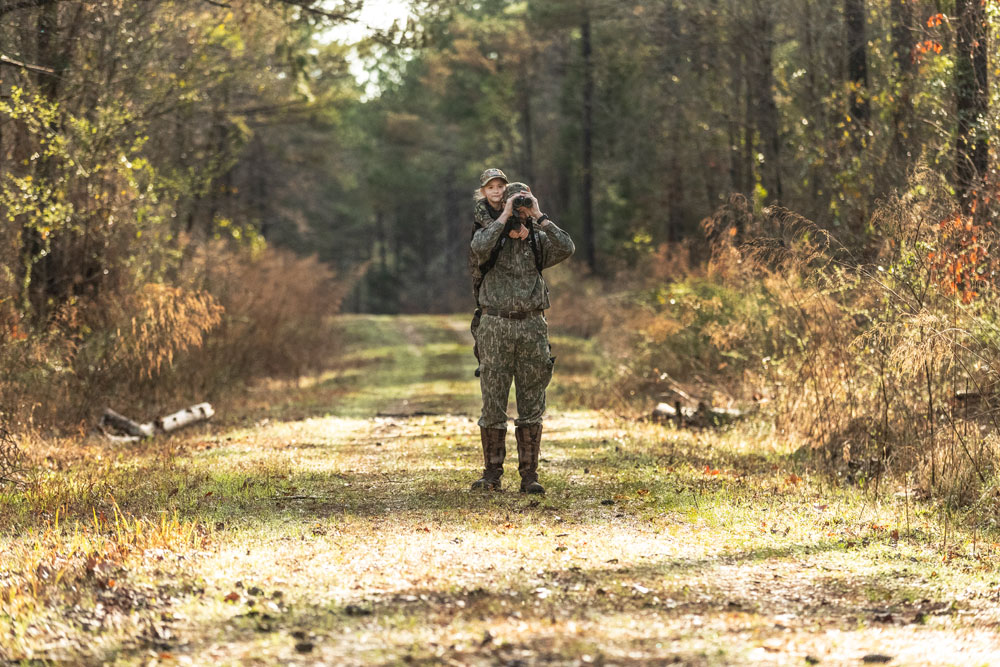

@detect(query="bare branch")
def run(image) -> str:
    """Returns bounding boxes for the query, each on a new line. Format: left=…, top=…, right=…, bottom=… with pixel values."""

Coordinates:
left=271, top=0, right=359, bottom=23
left=0, top=53, right=56, bottom=76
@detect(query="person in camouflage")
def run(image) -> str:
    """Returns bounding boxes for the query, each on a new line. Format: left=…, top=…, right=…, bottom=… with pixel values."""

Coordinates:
left=470, top=168, right=529, bottom=376
left=469, top=169, right=509, bottom=347
left=469, top=181, right=575, bottom=494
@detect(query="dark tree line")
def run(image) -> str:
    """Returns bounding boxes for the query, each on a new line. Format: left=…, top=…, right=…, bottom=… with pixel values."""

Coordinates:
left=311, top=0, right=994, bottom=312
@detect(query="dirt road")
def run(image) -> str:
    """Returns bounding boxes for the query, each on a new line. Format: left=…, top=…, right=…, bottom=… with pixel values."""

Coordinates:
left=4, top=315, right=998, bottom=665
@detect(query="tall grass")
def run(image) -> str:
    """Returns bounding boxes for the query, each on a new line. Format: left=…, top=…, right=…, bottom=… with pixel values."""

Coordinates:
left=0, top=242, right=346, bottom=433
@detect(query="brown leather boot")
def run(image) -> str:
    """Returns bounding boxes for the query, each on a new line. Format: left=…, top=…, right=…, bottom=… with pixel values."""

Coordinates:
left=516, top=423, right=544, bottom=494
left=470, top=427, right=506, bottom=491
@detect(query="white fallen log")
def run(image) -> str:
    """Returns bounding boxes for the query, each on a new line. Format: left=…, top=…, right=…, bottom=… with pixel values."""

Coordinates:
left=157, top=403, right=215, bottom=433
left=100, top=403, right=215, bottom=441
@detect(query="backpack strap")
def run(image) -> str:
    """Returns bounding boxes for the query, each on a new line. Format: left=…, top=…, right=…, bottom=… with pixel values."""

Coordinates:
left=526, top=219, right=543, bottom=274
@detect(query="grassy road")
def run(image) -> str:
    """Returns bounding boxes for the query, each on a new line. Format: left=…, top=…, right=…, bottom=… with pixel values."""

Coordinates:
left=2, top=315, right=998, bottom=665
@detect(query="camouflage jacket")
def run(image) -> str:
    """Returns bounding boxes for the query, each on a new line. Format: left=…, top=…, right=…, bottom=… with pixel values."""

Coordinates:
left=470, top=215, right=575, bottom=312
left=469, top=200, right=502, bottom=300
left=473, top=199, right=500, bottom=229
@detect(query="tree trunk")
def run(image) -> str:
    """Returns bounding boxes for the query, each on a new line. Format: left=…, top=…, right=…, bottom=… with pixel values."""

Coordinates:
left=443, top=166, right=465, bottom=310
left=741, top=54, right=755, bottom=196
left=889, top=0, right=915, bottom=179
left=36, top=1, right=59, bottom=99
left=954, top=0, right=989, bottom=215
left=667, top=148, right=683, bottom=243
left=800, top=2, right=824, bottom=220
left=749, top=3, right=781, bottom=202
left=521, top=88, right=535, bottom=184
left=845, top=0, right=869, bottom=137
left=580, top=11, right=596, bottom=272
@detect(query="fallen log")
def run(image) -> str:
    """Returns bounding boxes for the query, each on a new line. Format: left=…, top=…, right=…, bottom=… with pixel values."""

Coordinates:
left=100, top=408, right=155, bottom=438
left=158, top=403, right=215, bottom=433
left=650, top=401, right=747, bottom=428
left=99, top=403, right=215, bottom=441
left=651, top=401, right=695, bottom=426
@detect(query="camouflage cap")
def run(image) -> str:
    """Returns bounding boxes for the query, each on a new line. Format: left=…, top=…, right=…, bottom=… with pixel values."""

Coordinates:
left=503, top=181, right=530, bottom=201
left=479, top=168, right=508, bottom=187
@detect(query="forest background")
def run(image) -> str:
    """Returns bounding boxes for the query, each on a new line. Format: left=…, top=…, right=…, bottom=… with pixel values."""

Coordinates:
left=2, top=0, right=1000, bottom=517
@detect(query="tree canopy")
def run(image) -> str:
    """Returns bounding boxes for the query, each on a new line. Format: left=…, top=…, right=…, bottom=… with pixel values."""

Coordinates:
left=2, top=0, right=996, bottom=313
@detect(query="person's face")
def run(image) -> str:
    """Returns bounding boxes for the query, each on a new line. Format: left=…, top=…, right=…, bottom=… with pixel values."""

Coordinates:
left=482, top=178, right=506, bottom=207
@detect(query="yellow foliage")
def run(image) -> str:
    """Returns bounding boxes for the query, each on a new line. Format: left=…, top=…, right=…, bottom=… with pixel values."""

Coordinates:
left=115, top=284, right=223, bottom=379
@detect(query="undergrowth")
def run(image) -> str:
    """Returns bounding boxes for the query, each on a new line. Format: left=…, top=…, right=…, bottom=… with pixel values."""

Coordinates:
left=0, top=87, right=348, bottom=435
left=0, top=243, right=345, bottom=432
left=553, top=173, right=1000, bottom=521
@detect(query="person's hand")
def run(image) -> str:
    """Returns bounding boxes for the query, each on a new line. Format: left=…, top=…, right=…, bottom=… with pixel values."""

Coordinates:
left=527, top=194, right=543, bottom=220
left=508, top=223, right=529, bottom=239
left=502, top=194, right=517, bottom=216
left=496, top=194, right=517, bottom=228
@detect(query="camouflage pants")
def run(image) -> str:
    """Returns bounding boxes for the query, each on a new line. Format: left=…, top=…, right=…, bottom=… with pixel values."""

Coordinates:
left=477, top=312, right=554, bottom=430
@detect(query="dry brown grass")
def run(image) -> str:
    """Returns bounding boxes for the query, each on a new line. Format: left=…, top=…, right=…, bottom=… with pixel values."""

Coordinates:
left=0, top=242, right=347, bottom=434
left=554, top=182, right=1000, bottom=518
left=180, top=242, right=347, bottom=389
left=0, top=416, right=25, bottom=488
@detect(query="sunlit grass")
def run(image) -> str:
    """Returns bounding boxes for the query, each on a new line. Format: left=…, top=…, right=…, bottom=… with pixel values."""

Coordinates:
left=1, top=315, right=998, bottom=665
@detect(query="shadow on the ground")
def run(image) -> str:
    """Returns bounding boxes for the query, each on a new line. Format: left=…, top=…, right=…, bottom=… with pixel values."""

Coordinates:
left=123, top=423, right=798, bottom=525
left=4, top=418, right=806, bottom=535
left=108, top=540, right=932, bottom=666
